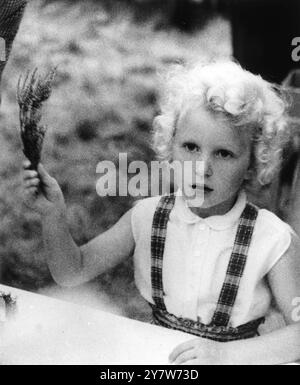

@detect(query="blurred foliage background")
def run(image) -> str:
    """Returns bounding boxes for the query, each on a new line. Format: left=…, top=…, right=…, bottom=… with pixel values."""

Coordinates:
left=0, top=0, right=231, bottom=320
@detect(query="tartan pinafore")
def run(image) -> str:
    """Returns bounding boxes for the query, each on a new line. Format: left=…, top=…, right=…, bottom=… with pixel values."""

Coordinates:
left=150, top=194, right=265, bottom=342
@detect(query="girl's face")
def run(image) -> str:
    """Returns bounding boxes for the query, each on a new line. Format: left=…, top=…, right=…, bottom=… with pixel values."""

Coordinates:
left=171, top=105, right=252, bottom=217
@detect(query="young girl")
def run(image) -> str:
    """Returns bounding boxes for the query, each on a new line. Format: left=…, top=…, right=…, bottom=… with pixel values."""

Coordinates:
left=22, top=61, right=300, bottom=365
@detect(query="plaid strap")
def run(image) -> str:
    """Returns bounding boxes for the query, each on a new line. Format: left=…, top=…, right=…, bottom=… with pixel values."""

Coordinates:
left=151, top=194, right=176, bottom=310
left=211, top=202, right=259, bottom=327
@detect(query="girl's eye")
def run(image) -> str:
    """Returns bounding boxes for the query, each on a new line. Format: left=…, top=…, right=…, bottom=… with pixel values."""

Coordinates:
left=216, top=150, right=234, bottom=159
left=183, top=142, right=199, bottom=153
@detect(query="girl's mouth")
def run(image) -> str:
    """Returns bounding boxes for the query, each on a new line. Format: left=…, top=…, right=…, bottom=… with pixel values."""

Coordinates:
left=191, top=184, right=214, bottom=193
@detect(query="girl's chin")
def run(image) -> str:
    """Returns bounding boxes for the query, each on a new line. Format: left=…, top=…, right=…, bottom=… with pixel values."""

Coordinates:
left=185, top=199, right=205, bottom=208
left=184, top=194, right=227, bottom=211
left=182, top=189, right=215, bottom=208
left=186, top=199, right=217, bottom=209
left=184, top=195, right=212, bottom=208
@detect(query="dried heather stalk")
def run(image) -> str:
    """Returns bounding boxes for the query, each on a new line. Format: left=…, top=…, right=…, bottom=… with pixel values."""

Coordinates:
left=0, top=292, right=17, bottom=319
left=17, top=67, right=56, bottom=170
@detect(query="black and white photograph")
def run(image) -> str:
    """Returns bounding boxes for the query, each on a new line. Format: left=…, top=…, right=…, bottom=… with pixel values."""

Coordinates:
left=0, top=0, right=300, bottom=367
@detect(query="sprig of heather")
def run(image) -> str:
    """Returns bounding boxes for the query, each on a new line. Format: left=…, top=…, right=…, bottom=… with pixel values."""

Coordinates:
left=17, top=67, right=56, bottom=170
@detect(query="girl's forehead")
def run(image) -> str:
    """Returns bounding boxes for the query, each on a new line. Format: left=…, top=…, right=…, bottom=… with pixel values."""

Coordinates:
left=176, top=106, right=252, bottom=149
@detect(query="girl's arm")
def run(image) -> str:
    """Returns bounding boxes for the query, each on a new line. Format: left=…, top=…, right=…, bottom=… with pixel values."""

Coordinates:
left=225, top=231, right=300, bottom=365
left=170, top=232, right=300, bottom=365
left=43, top=207, right=134, bottom=287
left=23, top=162, right=135, bottom=287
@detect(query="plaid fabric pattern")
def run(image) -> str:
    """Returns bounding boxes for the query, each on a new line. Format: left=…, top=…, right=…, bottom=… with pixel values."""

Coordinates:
left=211, top=203, right=259, bottom=327
left=150, top=194, right=264, bottom=340
left=151, top=193, right=176, bottom=311
left=0, top=0, right=27, bottom=84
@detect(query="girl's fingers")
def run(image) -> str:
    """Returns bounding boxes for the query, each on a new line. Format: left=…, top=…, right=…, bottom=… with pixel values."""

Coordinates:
left=25, top=178, right=40, bottom=188
left=173, top=349, right=197, bottom=365
left=37, top=163, right=54, bottom=186
left=23, top=160, right=32, bottom=170
left=169, top=340, right=197, bottom=363
left=180, top=359, right=199, bottom=366
left=24, top=186, right=38, bottom=197
left=23, top=170, right=38, bottom=180
left=26, top=186, right=38, bottom=192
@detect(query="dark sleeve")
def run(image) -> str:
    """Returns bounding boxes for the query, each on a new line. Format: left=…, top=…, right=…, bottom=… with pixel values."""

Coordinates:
left=0, top=0, right=27, bottom=82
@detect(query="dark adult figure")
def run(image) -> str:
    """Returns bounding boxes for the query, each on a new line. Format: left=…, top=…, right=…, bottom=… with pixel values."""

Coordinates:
left=0, top=0, right=27, bottom=98
left=130, top=0, right=213, bottom=31
left=169, top=0, right=212, bottom=31
left=229, top=0, right=300, bottom=83
left=227, top=0, right=300, bottom=231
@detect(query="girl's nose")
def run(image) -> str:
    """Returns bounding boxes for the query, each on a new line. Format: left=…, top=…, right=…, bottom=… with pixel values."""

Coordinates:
left=196, top=156, right=213, bottom=177
left=204, top=160, right=213, bottom=177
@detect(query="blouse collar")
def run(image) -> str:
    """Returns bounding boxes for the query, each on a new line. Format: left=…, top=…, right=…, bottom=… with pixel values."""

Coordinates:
left=170, top=189, right=247, bottom=230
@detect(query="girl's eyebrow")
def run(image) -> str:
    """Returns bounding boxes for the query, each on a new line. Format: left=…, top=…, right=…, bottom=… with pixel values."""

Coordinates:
left=216, top=144, right=239, bottom=153
left=181, top=139, right=201, bottom=146
left=184, top=140, right=240, bottom=153
left=180, top=136, right=245, bottom=154
left=182, top=139, right=199, bottom=143
left=213, top=139, right=243, bottom=153
left=181, top=139, right=239, bottom=151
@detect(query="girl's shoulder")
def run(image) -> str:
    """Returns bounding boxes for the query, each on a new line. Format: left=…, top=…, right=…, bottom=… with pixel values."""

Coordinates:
left=251, top=206, right=298, bottom=272
left=132, top=195, right=163, bottom=211
left=131, top=195, right=163, bottom=241
left=255, top=207, right=296, bottom=237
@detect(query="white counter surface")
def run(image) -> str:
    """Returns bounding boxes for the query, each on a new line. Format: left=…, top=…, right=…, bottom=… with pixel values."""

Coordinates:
left=0, top=284, right=299, bottom=365
left=0, top=284, right=192, bottom=365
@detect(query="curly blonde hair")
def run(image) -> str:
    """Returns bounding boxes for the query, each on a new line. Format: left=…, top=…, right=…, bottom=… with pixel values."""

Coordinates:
left=152, top=60, right=290, bottom=186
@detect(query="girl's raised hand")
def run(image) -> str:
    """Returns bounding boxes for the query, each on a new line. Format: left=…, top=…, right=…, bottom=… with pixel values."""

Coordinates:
left=22, top=161, right=66, bottom=216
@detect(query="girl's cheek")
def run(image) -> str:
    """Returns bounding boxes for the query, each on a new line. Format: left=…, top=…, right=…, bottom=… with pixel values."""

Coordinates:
left=173, top=149, right=194, bottom=162
left=217, top=162, right=246, bottom=183
left=231, top=167, right=250, bottom=188
left=171, top=146, right=183, bottom=161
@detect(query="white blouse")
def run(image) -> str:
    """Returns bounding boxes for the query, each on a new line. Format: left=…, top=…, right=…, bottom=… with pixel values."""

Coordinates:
left=131, top=190, right=295, bottom=328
